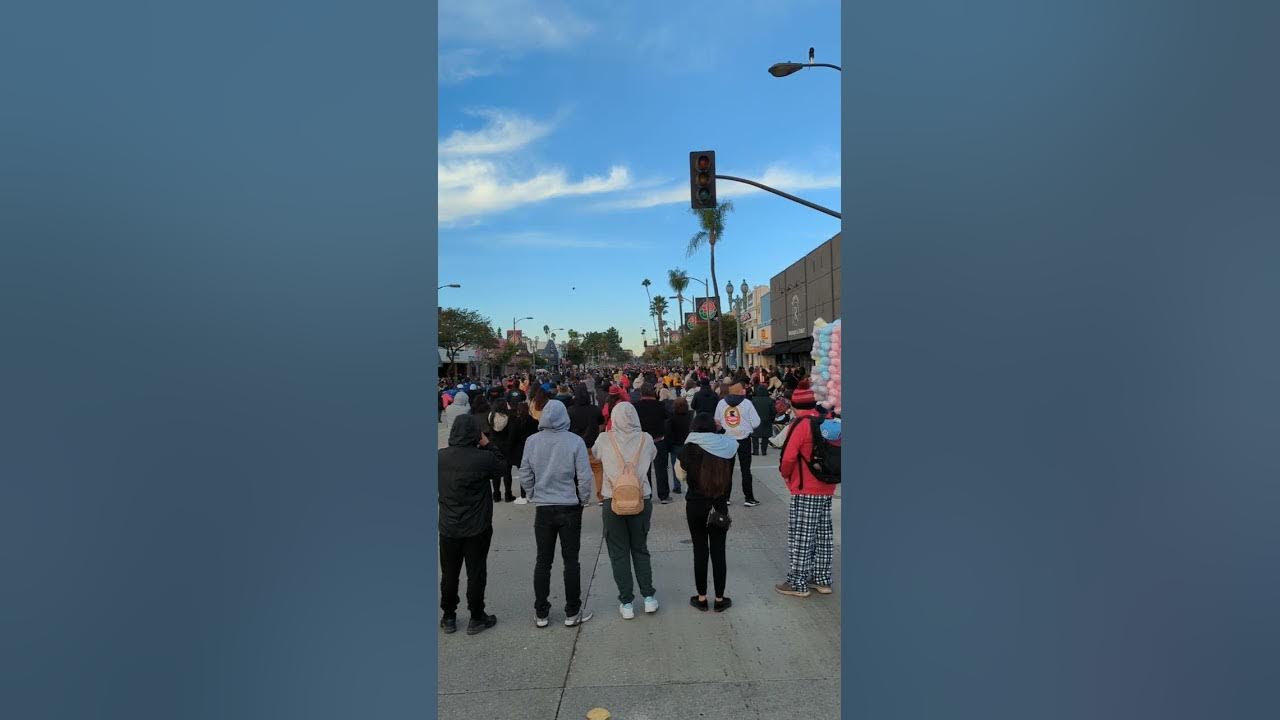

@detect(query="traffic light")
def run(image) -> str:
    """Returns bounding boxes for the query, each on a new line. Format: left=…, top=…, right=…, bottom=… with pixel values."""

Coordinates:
left=689, top=150, right=716, bottom=210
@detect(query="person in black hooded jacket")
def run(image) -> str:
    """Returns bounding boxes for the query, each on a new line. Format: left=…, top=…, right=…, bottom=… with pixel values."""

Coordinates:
left=438, top=414, right=504, bottom=635
left=749, top=383, right=775, bottom=456
left=567, top=383, right=604, bottom=504
left=691, top=378, right=720, bottom=416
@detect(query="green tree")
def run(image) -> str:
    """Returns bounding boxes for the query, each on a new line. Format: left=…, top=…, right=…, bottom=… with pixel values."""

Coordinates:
left=650, top=295, right=669, bottom=345
left=687, top=200, right=734, bottom=367
left=565, top=343, right=586, bottom=367
left=438, top=307, right=498, bottom=379
left=534, top=355, right=547, bottom=368
left=673, top=314, right=738, bottom=368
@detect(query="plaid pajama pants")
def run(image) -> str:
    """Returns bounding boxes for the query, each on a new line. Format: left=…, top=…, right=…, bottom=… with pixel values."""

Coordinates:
left=786, top=494, right=834, bottom=591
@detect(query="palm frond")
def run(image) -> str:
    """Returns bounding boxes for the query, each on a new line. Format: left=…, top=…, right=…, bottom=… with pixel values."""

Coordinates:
left=686, top=231, right=708, bottom=258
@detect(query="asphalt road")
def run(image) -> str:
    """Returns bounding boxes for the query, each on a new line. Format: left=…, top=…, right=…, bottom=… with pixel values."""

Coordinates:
left=437, top=422, right=841, bottom=720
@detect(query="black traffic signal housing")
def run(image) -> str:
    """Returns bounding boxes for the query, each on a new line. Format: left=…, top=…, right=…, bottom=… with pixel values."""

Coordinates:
left=689, top=151, right=716, bottom=210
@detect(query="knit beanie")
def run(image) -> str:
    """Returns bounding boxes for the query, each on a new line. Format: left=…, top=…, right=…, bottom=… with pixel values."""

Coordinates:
left=791, top=380, right=817, bottom=409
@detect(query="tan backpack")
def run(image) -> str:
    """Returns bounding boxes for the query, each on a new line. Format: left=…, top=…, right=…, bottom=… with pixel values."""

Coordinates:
left=608, top=433, right=646, bottom=516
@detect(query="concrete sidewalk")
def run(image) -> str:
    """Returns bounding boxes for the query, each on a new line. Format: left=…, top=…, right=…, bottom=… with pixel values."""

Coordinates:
left=437, top=423, right=841, bottom=720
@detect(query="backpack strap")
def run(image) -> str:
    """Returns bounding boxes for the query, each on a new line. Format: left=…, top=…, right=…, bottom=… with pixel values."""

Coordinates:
left=609, top=432, right=632, bottom=473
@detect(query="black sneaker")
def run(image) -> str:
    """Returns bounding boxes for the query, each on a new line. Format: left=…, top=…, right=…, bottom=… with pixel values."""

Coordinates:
left=713, top=597, right=733, bottom=613
left=492, top=492, right=502, bottom=502
left=689, top=596, right=709, bottom=612
left=673, top=486, right=683, bottom=494
left=659, top=498, right=671, bottom=504
left=440, top=615, right=457, bottom=634
left=744, top=499, right=761, bottom=507
left=466, top=613, right=497, bottom=635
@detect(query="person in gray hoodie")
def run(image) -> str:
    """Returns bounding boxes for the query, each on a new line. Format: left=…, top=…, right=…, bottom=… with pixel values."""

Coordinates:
left=441, top=390, right=470, bottom=433
left=514, top=399, right=595, bottom=628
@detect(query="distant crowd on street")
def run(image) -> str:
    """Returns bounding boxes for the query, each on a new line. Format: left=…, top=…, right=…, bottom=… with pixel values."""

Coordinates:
left=436, top=363, right=841, bottom=636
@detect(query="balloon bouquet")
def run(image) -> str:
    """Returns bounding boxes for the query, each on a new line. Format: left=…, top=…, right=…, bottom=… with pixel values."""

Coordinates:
left=809, top=318, right=841, bottom=416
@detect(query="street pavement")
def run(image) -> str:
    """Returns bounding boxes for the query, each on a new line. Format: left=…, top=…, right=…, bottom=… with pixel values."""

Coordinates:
left=437, top=422, right=841, bottom=720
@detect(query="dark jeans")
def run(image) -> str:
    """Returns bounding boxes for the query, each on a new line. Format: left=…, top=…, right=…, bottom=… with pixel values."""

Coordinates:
left=533, top=505, right=584, bottom=618
left=439, top=528, right=493, bottom=620
left=736, top=437, right=756, bottom=502
left=685, top=498, right=728, bottom=598
left=646, top=437, right=671, bottom=500
left=667, top=442, right=685, bottom=491
left=602, top=499, right=654, bottom=604
left=752, top=436, right=770, bottom=455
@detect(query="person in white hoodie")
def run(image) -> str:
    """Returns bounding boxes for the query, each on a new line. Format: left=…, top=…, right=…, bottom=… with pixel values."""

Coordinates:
left=713, top=381, right=762, bottom=507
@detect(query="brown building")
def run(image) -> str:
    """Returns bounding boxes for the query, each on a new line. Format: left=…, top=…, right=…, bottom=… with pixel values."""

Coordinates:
left=765, top=233, right=841, bottom=366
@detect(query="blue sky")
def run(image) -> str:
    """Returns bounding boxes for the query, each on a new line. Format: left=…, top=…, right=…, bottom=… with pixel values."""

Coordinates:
left=438, top=0, right=841, bottom=353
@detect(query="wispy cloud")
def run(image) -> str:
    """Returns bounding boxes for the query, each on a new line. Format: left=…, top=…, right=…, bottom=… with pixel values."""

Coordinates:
left=439, top=49, right=507, bottom=86
left=595, top=164, right=841, bottom=211
left=439, top=109, right=559, bottom=157
left=439, top=1, right=594, bottom=84
left=440, top=0, right=594, bottom=49
left=439, top=159, right=632, bottom=225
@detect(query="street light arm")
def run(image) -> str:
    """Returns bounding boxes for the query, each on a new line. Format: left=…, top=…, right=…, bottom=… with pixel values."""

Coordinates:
left=807, top=62, right=841, bottom=71
left=714, top=174, right=841, bottom=219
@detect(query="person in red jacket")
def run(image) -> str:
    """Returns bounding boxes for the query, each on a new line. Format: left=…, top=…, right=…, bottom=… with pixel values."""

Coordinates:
left=775, top=382, right=836, bottom=598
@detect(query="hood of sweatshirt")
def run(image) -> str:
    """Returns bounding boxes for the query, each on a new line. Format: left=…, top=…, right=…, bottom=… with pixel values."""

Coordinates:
left=538, top=399, right=571, bottom=432
left=447, top=414, right=483, bottom=447
left=724, top=394, right=748, bottom=407
left=451, top=392, right=470, bottom=409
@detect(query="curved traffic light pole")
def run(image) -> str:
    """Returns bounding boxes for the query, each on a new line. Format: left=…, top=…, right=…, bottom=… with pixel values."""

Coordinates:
left=714, top=174, right=841, bottom=219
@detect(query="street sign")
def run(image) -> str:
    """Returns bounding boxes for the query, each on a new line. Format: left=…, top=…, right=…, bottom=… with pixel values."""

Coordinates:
left=686, top=313, right=698, bottom=330
left=695, top=296, right=720, bottom=321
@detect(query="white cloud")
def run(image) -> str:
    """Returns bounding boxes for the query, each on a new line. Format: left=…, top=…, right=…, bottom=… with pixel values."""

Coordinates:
left=438, top=159, right=632, bottom=225
left=595, top=164, right=841, bottom=211
left=439, top=109, right=558, bottom=156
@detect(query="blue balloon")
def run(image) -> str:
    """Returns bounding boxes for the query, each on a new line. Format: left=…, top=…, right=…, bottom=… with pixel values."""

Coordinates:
left=821, top=370, right=830, bottom=380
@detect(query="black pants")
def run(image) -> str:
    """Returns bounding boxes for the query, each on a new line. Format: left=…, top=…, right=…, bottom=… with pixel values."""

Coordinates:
left=491, top=464, right=513, bottom=498
left=737, top=438, right=756, bottom=502
left=439, top=528, right=493, bottom=620
left=752, top=436, right=770, bottom=455
left=534, top=505, right=584, bottom=617
left=648, top=438, right=671, bottom=500
left=685, top=498, right=728, bottom=598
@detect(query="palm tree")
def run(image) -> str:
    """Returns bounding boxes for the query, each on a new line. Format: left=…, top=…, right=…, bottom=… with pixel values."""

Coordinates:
left=650, top=295, right=669, bottom=345
left=641, top=278, right=658, bottom=336
left=687, top=200, right=734, bottom=365
left=668, top=268, right=689, bottom=339
left=543, top=324, right=550, bottom=338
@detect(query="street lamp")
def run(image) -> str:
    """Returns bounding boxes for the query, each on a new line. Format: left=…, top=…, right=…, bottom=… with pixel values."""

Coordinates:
left=739, top=279, right=750, bottom=370
left=438, top=283, right=461, bottom=290
left=725, top=281, right=738, bottom=370
left=768, top=47, right=841, bottom=77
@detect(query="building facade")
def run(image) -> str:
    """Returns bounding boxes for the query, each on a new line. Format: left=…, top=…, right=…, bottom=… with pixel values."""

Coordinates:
left=766, top=233, right=841, bottom=367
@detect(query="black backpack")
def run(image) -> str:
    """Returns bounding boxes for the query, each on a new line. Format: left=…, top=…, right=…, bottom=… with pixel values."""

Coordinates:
left=785, top=416, right=841, bottom=486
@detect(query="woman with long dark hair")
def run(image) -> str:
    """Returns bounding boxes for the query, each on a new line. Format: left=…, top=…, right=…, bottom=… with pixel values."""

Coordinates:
left=507, top=400, right=539, bottom=505
left=528, top=385, right=549, bottom=423
left=675, top=412, right=739, bottom=612
left=664, top=397, right=692, bottom=494
left=486, top=398, right=515, bottom=501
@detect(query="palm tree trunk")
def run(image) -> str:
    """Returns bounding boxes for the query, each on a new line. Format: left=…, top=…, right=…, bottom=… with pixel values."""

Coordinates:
left=709, top=239, right=723, bottom=367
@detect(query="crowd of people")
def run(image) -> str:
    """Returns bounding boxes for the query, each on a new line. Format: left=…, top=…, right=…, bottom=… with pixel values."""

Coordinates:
left=435, top=364, right=840, bottom=635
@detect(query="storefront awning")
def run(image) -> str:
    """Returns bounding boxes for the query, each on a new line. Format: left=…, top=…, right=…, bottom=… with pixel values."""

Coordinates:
left=762, top=337, right=813, bottom=356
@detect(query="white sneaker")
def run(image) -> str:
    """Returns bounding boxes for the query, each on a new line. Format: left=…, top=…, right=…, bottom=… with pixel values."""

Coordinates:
left=564, top=611, right=593, bottom=627
left=535, top=616, right=549, bottom=628
left=643, top=596, right=659, bottom=614
left=619, top=603, right=635, bottom=619
left=513, top=497, right=529, bottom=505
